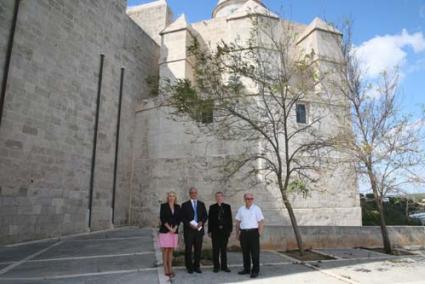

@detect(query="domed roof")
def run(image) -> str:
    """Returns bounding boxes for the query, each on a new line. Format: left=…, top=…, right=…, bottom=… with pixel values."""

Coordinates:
left=217, top=0, right=261, bottom=4
left=213, top=0, right=263, bottom=18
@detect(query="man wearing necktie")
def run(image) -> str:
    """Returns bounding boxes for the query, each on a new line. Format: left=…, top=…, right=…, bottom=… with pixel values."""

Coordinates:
left=181, top=187, right=208, bottom=274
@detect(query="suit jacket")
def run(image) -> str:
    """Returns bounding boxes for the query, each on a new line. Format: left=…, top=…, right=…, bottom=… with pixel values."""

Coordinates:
left=181, top=200, right=208, bottom=234
left=208, top=203, right=233, bottom=235
left=159, top=203, right=181, bottom=233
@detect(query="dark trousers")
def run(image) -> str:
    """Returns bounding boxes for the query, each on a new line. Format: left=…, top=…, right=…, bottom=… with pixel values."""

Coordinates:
left=184, top=229, right=203, bottom=270
left=240, top=229, right=260, bottom=273
left=211, top=230, right=229, bottom=269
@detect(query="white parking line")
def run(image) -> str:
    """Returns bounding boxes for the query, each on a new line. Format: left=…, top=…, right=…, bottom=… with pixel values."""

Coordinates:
left=6, top=256, right=413, bottom=282
left=28, top=251, right=155, bottom=263
left=67, top=236, right=152, bottom=242
left=0, top=240, right=63, bottom=276
left=152, top=229, right=169, bottom=284
left=0, top=267, right=157, bottom=281
left=165, top=261, right=296, bottom=270
left=4, top=226, right=146, bottom=248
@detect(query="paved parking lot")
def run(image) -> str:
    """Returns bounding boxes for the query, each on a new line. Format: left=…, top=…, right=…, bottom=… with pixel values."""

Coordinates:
left=0, top=227, right=424, bottom=283
left=0, top=228, right=157, bottom=283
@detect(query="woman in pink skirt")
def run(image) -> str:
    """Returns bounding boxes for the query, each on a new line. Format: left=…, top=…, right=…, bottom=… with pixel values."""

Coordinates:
left=159, top=191, right=181, bottom=277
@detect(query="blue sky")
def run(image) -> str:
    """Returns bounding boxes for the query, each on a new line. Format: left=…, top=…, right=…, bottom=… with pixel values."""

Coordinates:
left=128, top=0, right=425, bottom=117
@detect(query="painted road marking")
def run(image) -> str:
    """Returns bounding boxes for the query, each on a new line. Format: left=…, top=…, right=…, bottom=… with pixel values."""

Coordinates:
left=0, top=240, right=63, bottom=276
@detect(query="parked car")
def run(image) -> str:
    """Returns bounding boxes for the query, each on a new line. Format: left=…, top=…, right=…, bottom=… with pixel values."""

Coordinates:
left=409, top=212, right=425, bottom=225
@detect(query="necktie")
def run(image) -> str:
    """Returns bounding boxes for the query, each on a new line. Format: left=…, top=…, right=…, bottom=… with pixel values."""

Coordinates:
left=193, top=201, right=198, bottom=222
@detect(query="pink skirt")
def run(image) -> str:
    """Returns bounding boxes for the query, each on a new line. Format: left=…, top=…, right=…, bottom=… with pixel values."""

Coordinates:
left=158, top=233, right=178, bottom=248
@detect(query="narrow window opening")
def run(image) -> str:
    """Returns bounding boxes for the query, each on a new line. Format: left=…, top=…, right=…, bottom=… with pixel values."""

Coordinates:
left=296, top=103, right=307, bottom=124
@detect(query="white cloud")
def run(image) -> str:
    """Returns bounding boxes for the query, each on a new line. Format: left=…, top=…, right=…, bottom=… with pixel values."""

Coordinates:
left=353, top=29, right=425, bottom=78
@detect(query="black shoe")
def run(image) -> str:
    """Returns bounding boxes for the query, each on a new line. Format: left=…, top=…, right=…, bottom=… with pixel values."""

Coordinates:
left=250, top=272, right=259, bottom=278
left=213, top=268, right=219, bottom=273
left=194, top=268, right=202, bottom=273
left=238, top=270, right=250, bottom=275
left=222, top=267, right=231, bottom=272
left=187, top=269, right=193, bottom=274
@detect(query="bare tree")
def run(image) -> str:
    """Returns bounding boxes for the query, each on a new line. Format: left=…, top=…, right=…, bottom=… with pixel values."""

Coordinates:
left=336, top=22, right=425, bottom=254
left=164, top=16, right=343, bottom=256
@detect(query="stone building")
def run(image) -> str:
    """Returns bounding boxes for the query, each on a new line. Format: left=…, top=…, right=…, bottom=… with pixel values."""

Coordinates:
left=0, top=0, right=361, bottom=244
left=130, top=0, right=362, bottom=227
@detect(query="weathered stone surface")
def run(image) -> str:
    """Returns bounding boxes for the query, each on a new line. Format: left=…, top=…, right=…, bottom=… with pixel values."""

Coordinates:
left=257, top=226, right=425, bottom=251
left=1, top=0, right=363, bottom=245
left=130, top=0, right=361, bottom=227
left=127, top=0, right=173, bottom=45
left=0, top=0, right=159, bottom=244
left=0, top=0, right=14, bottom=86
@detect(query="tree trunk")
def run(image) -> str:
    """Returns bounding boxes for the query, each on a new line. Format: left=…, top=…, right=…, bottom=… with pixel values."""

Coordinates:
left=405, top=198, right=409, bottom=219
left=281, top=192, right=305, bottom=256
left=375, top=197, right=392, bottom=254
left=368, top=170, right=392, bottom=254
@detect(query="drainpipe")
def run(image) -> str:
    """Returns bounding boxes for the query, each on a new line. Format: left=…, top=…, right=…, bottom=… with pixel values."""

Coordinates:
left=112, top=67, right=125, bottom=225
left=88, top=54, right=105, bottom=229
left=0, top=0, right=21, bottom=127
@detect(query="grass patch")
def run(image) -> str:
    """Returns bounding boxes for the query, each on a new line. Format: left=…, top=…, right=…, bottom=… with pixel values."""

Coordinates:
left=280, top=250, right=335, bottom=261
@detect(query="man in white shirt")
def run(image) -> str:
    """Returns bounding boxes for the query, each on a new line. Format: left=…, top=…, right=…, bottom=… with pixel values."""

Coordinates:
left=235, top=193, right=264, bottom=279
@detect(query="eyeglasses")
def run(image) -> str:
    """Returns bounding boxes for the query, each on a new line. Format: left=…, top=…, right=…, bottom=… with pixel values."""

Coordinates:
left=245, top=198, right=254, bottom=200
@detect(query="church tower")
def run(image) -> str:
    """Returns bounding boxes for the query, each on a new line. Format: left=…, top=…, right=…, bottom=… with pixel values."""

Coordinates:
left=212, top=0, right=263, bottom=18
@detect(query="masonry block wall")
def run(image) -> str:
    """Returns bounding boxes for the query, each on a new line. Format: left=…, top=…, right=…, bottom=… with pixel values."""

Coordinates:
left=0, top=0, right=159, bottom=244
left=127, top=0, right=173, bottom=45
left=132, top=1, right=362, bottom=227
left=0, top=0, right=363, bottom=244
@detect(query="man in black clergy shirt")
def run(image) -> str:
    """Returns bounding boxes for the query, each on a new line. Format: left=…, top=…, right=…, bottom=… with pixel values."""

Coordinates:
left=181, top=187, right=208, bottom=274
left=208, top=192, right=233, bottom=273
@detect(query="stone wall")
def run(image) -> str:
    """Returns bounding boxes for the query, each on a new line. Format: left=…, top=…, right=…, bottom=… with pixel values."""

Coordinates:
left=131, top=101, right=361, bottom=228
left=0, top=0, right=364, bottom=245
left=127, top=0, right=173, bottom=45
left=258, top=226, right=425, bottom=250
left=130, top=8, right=361, bottom=227
left=172, top=225, right=425, bottom=251
left=0, top=0, right=159, bottom=244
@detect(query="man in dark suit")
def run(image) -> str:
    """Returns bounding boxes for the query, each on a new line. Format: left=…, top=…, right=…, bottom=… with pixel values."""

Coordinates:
left=181, top=187, right=208, bottom=274
left=208, top=191, right=233, bottom=273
